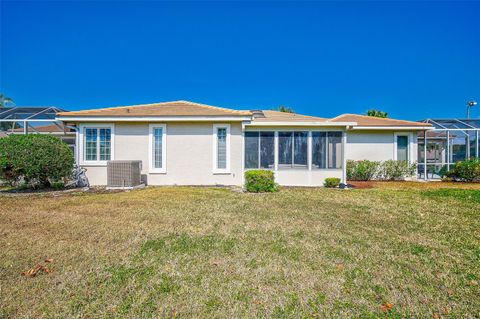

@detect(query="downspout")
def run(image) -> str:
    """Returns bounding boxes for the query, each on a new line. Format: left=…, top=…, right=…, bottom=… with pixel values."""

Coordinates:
left=342, top=127, right=349, bottom=185
left=424, top=130, right=427, bottom=181
left=447, top=131, right=450, bottom=171
left=240, top=121, right=247, bottom=188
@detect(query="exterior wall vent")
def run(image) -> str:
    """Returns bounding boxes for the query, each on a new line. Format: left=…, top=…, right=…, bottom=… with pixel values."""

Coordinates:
left=107, top=160, right=143, bottom=188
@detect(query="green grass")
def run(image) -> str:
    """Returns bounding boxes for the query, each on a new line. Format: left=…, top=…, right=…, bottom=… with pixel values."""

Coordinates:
left=0, top=184, right=479, bottom=318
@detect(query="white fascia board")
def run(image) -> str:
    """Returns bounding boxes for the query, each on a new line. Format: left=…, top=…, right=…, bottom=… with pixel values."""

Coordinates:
left=245, top=121, right=357, bottom=127
left=351, top=126, right=434, bottom=130
left=56, top=116, right=252, bottom=122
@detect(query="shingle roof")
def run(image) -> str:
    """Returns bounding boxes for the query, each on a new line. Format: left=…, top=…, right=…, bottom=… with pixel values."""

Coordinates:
left=57, top=100, right=252, bottom=117
left=251, top=110, right=328, bottom=123
left=329, top=114, right=432, bottom=127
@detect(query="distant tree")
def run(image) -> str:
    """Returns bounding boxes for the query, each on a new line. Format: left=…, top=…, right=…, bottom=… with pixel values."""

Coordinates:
left=0, top=93, right=15, bottom=132
left=276, top=105, right=295, bottom=113
left=366, top=109, right=388, bottom=118
left=0, top=93, right=14, bottom=108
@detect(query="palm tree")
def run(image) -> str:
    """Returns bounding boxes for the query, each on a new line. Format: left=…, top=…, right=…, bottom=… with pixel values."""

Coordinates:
left=366, top=109, right=388, bottom=118
left=0, top=93, right=14, bottom=108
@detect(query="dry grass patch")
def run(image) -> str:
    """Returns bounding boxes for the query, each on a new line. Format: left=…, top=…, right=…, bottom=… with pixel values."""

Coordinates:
left=0, top=184, right=479, bottom=318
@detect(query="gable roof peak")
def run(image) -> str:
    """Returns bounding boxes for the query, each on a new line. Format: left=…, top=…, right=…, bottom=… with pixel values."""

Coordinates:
left=57, top=100, right=252, bottom=118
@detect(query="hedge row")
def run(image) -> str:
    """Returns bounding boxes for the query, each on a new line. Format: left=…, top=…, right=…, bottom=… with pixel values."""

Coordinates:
left=347, top=160, right=417, bottom=181
left=0, top=134, right=74, bottom=188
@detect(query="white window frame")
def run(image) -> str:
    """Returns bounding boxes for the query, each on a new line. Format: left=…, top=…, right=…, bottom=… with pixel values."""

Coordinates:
left=393, top=132, right=412, bottom=163
left=148, top=124, right=167, bottom=173
left=213, top=124, right=231, bottom=174
left=79, top=123, right=115, bottom=166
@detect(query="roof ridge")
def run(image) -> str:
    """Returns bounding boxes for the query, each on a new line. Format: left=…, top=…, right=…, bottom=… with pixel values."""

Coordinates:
left=330, top=113, right=423, bottom=124
left=59, top=100, right=251, bottom=116
left=60, top=100, right=252, bottom=115
left=262, top=110, right=326, bottom=119
left=175, top=100, right=251, bottom=115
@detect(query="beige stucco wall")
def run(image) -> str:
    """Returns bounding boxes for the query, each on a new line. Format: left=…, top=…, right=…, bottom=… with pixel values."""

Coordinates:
left=346, top=131, right=418, bottom=163
left=80, top=124, right=420, bottom=187
left=274, top=169, right=343, bottom=186
left=82, top=122, right=244, bottom=186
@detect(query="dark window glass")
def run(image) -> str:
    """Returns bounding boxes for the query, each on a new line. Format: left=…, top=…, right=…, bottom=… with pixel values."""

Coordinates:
left=245, top=132, right=259, bottom=168
left=260, top=132, right=274, bottom=168
left=293, top=132, right=308, bottom=167
left=328, top=132, right=342, bottom=168
left=312, top=132, right=327, bottom=169
left=278, top=132, right=293, bottom=167
left=397, top=135, right=408, bottom=162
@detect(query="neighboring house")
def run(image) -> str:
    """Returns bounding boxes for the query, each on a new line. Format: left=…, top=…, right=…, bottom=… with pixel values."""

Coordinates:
left=56, top=100, right=432, bottom=186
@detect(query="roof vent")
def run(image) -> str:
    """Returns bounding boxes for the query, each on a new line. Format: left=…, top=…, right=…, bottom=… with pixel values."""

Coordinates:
left=250, top=110, right=265, bottom=118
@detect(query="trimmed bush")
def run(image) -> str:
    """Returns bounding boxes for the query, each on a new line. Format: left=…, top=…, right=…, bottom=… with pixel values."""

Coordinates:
left=324, top=177, right=341, bottom=188
left=347, top=159, right=416, bottom=181
left=244, top=170, right=278, bottom=192
left=346, top=160, right=381, bottom=181
left=445, top=158, right=480, bottom=182
left=0, top=134, right=74, bottom=188
left=378, top=160, right=417, bottom=181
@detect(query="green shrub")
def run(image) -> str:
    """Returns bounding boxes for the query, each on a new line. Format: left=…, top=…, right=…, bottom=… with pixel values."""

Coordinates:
left=51, top=181, right=65, bottom=190
left=0, top=134, right=74, bottom=188
left=244, top=170, right=278, bottom=192
left=378, top=160, right=417, bottom=181
left=324, top=177, right=341, bottom=188
left=346, top=160, right=381, bottom=181
left=445, top=158, right=480, bottom=182
left=347, top=159, right=416, bottom=181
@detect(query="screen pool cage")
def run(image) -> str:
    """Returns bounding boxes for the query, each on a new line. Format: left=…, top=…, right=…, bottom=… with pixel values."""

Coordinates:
left=418, top=119, right=480, bottom=179
left=0, top=106, right=77, bottom=158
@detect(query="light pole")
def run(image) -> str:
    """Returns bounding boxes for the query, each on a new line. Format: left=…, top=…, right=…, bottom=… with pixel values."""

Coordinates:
left=467, top=101, right=477, bottom=119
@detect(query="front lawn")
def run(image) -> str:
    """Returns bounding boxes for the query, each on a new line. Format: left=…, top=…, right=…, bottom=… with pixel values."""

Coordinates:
left=1, top=184, right=479, bottom=318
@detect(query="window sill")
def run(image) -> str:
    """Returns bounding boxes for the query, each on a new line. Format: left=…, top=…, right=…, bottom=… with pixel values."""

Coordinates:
left=149, top=169, right=167, bottom=174
left=80, top=161, right=108, bottom=167
left=213, top=171, right=231, bottom=175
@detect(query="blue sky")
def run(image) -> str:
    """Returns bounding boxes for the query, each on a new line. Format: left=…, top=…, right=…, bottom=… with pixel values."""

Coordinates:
left=1, top=1, right=479, bottom=120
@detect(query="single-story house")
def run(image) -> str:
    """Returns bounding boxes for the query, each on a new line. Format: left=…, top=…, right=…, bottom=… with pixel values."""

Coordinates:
left=56, top=100, right=432, bottom=186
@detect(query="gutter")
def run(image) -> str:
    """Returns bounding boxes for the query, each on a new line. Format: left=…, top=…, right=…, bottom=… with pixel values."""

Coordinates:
left=245, top=121, right=357, bottom=127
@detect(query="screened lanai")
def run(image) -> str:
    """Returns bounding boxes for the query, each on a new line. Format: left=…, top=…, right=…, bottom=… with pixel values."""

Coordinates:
left=0, top=107, right=65, bottom=133
left=0, top=106, right=76, bottom=154
left=418, top=119, right=480, bottom=179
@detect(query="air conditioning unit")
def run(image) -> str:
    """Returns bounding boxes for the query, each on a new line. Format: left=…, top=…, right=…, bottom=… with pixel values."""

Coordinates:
left=107, top=160, right=143, bottom=189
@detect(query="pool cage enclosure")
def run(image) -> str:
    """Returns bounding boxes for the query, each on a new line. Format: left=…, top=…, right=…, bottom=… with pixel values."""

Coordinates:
left=418, top=119, right=480, bottom=179
left=0, top=106, right=76, bottom=155
left=0, top=107, right=65, bottom=132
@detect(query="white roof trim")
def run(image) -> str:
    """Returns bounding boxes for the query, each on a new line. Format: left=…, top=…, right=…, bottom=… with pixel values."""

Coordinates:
left=351, top=126, right=434, bottom=130
left=56, top=116, right=252, bottom=122
left=246, top=121, right=357, bottom=127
